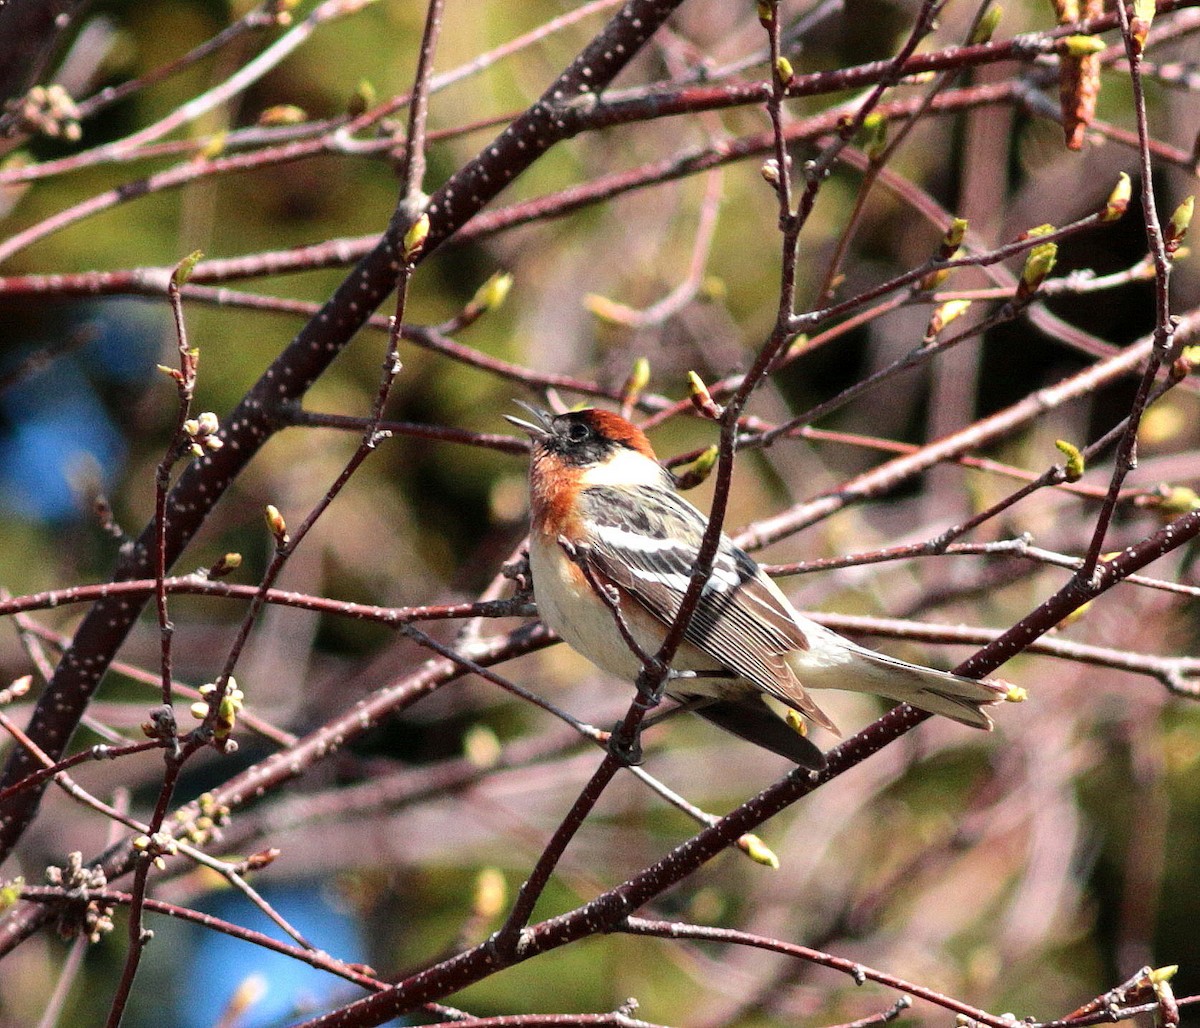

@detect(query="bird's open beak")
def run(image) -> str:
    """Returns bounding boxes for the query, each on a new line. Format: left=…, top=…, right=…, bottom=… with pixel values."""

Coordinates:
left=504, top=400, right=554, bottom=440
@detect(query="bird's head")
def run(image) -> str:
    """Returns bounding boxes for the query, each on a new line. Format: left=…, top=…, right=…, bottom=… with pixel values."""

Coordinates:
left=506, top=403, right=668, bottom=493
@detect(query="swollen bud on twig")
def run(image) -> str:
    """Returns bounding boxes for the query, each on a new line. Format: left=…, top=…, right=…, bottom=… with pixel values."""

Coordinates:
left=473, top=868, right=507, bottom=919
left=621, top=357, right=651, bottom=409
left=861, top=113, right=888, bottom=161
left=471, top=270, right=513, bottom=313
left=1101, top=173, right=1132, bottom=222
left=1131, top=0, right=1156, bottom=52
left=0, top=675, right=32, bottom=705
left=199, top=132, right=228, bottom=160
left=1017, top=227, right=1058, bottom=301
left=225, top=976, right=268, bottom=1023
left=774, top=56, right=795, bottom=88
left=208, top=552, right=242, bottom=578
left=464, top=724, right=502, bottom=767
left=1054, top=438, right=1085, bottom=481
left=919, top=218, right=968, bottom=290
left=1059, top=34, right=1105, bottom=56
left=925, top=300, right=971, bottom=340
left=584, top=293, right=636, bottom=326
left=0, top=878, right=24, bottom=913
left=673, top=445, right=718, bottom=490
left=244, top=848, right=281, bottom=872
left=1164, top=195, right=1193, bottom=258
left=347, top=79, right=376, bottom=118
left=970, top=4, right=1002, bottom=44
left=1135, top=483, right=1200, bottom=516
left=738, top=833, right=781, bottom=869
left=403, top=212, right=430, bottom=260
left=687, top=371, right=724, bottom=419
left=171, top=250, right=204, bottom=288
left=257, top=104, right=307, bottom=126
left=941, top=217, right=969, bottom=253
left=1152, top=968, right=1180, bottom=1028
left=264, top=504, right=289, bottom=546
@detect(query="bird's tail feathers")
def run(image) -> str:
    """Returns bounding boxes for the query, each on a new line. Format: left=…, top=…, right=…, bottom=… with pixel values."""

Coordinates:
left=843, top=647, right=1007, bottom=729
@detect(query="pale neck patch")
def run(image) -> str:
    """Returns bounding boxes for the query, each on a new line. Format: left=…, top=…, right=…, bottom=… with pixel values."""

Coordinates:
left=577, top=447, right=672, bottom=488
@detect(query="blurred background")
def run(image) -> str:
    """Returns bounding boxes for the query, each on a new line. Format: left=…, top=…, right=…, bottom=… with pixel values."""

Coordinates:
left=0, top=0, right=1198, bottom=1024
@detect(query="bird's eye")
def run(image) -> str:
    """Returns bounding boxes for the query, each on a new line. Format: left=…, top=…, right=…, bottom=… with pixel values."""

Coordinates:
left=566, top=421, right=590, bottom=443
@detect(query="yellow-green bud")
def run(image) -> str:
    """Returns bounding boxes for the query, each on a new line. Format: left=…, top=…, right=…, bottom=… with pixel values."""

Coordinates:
left=0, top=877, right=24, bottom=912
left=471, top=270, right=513, bottom=312
left=1059, top=34, right=1106, bottom=56
left=862, top=113, right=888, bottom=160
left=464, top=724, right=502, bottom=767
left=1019, top=235, right=1058, bottom=298
left=945, top=217, right=969, bottom=250
left=774, top=56, right=794, bottom=87
left=1102, top=173, right=1131, bottom=222
left=1054, top=438, right=1085, bottom=481
left=1165, top=195, right=1193, bottom=257
left=198, top=132, right=228, bottom=161
left=623, top=357, right=651, bottom=400
left=927, top=299, right=972, bottom=337
left=473, top=868, right=507, bottom=919
left=265, top=504, right=288, bottom=544
left=171, top=250, right=204, bottom=288
left=347, top=80, right=376, bottom=118
left=970, top=4, right=1002, bottom=44
left=257, top=104, right=307, bottom=126
left=686, top=371, right=722, bottom=418
left=674, top=445, right=718, bottom=490
left=1131, top=0, right=1155, bottom=49
left=583, top=293, right=634, bottom=326
left=739, top=833, right=781, bottom=869
left=1153, top=485, right=1199, bottom=514
left=403, top=212, right=430, bottom=259
left=785, top=708, right=808, bottom=736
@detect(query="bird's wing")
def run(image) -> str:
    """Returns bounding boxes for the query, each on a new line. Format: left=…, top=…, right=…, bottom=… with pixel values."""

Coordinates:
left=574, top=484, right=835, bottom=729
left=687, top=696, right=827, bottom=769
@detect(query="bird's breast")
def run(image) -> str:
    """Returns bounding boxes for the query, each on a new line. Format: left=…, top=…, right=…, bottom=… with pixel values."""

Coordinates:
left=528, top=531, right=751, bottom=700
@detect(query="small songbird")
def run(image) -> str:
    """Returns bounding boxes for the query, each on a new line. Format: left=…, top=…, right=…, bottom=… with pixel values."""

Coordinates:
left=506, top=404, right=1007, bottom=769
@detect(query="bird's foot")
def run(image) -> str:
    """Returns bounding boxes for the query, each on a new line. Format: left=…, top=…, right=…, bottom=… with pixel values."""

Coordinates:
left=607, top=721, right=644, bottom=766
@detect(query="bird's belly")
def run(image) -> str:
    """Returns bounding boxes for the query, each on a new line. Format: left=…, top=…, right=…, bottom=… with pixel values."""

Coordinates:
left=529, top=534, right=745, bottom=699
left=530, top=534, right=648, bottom=682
